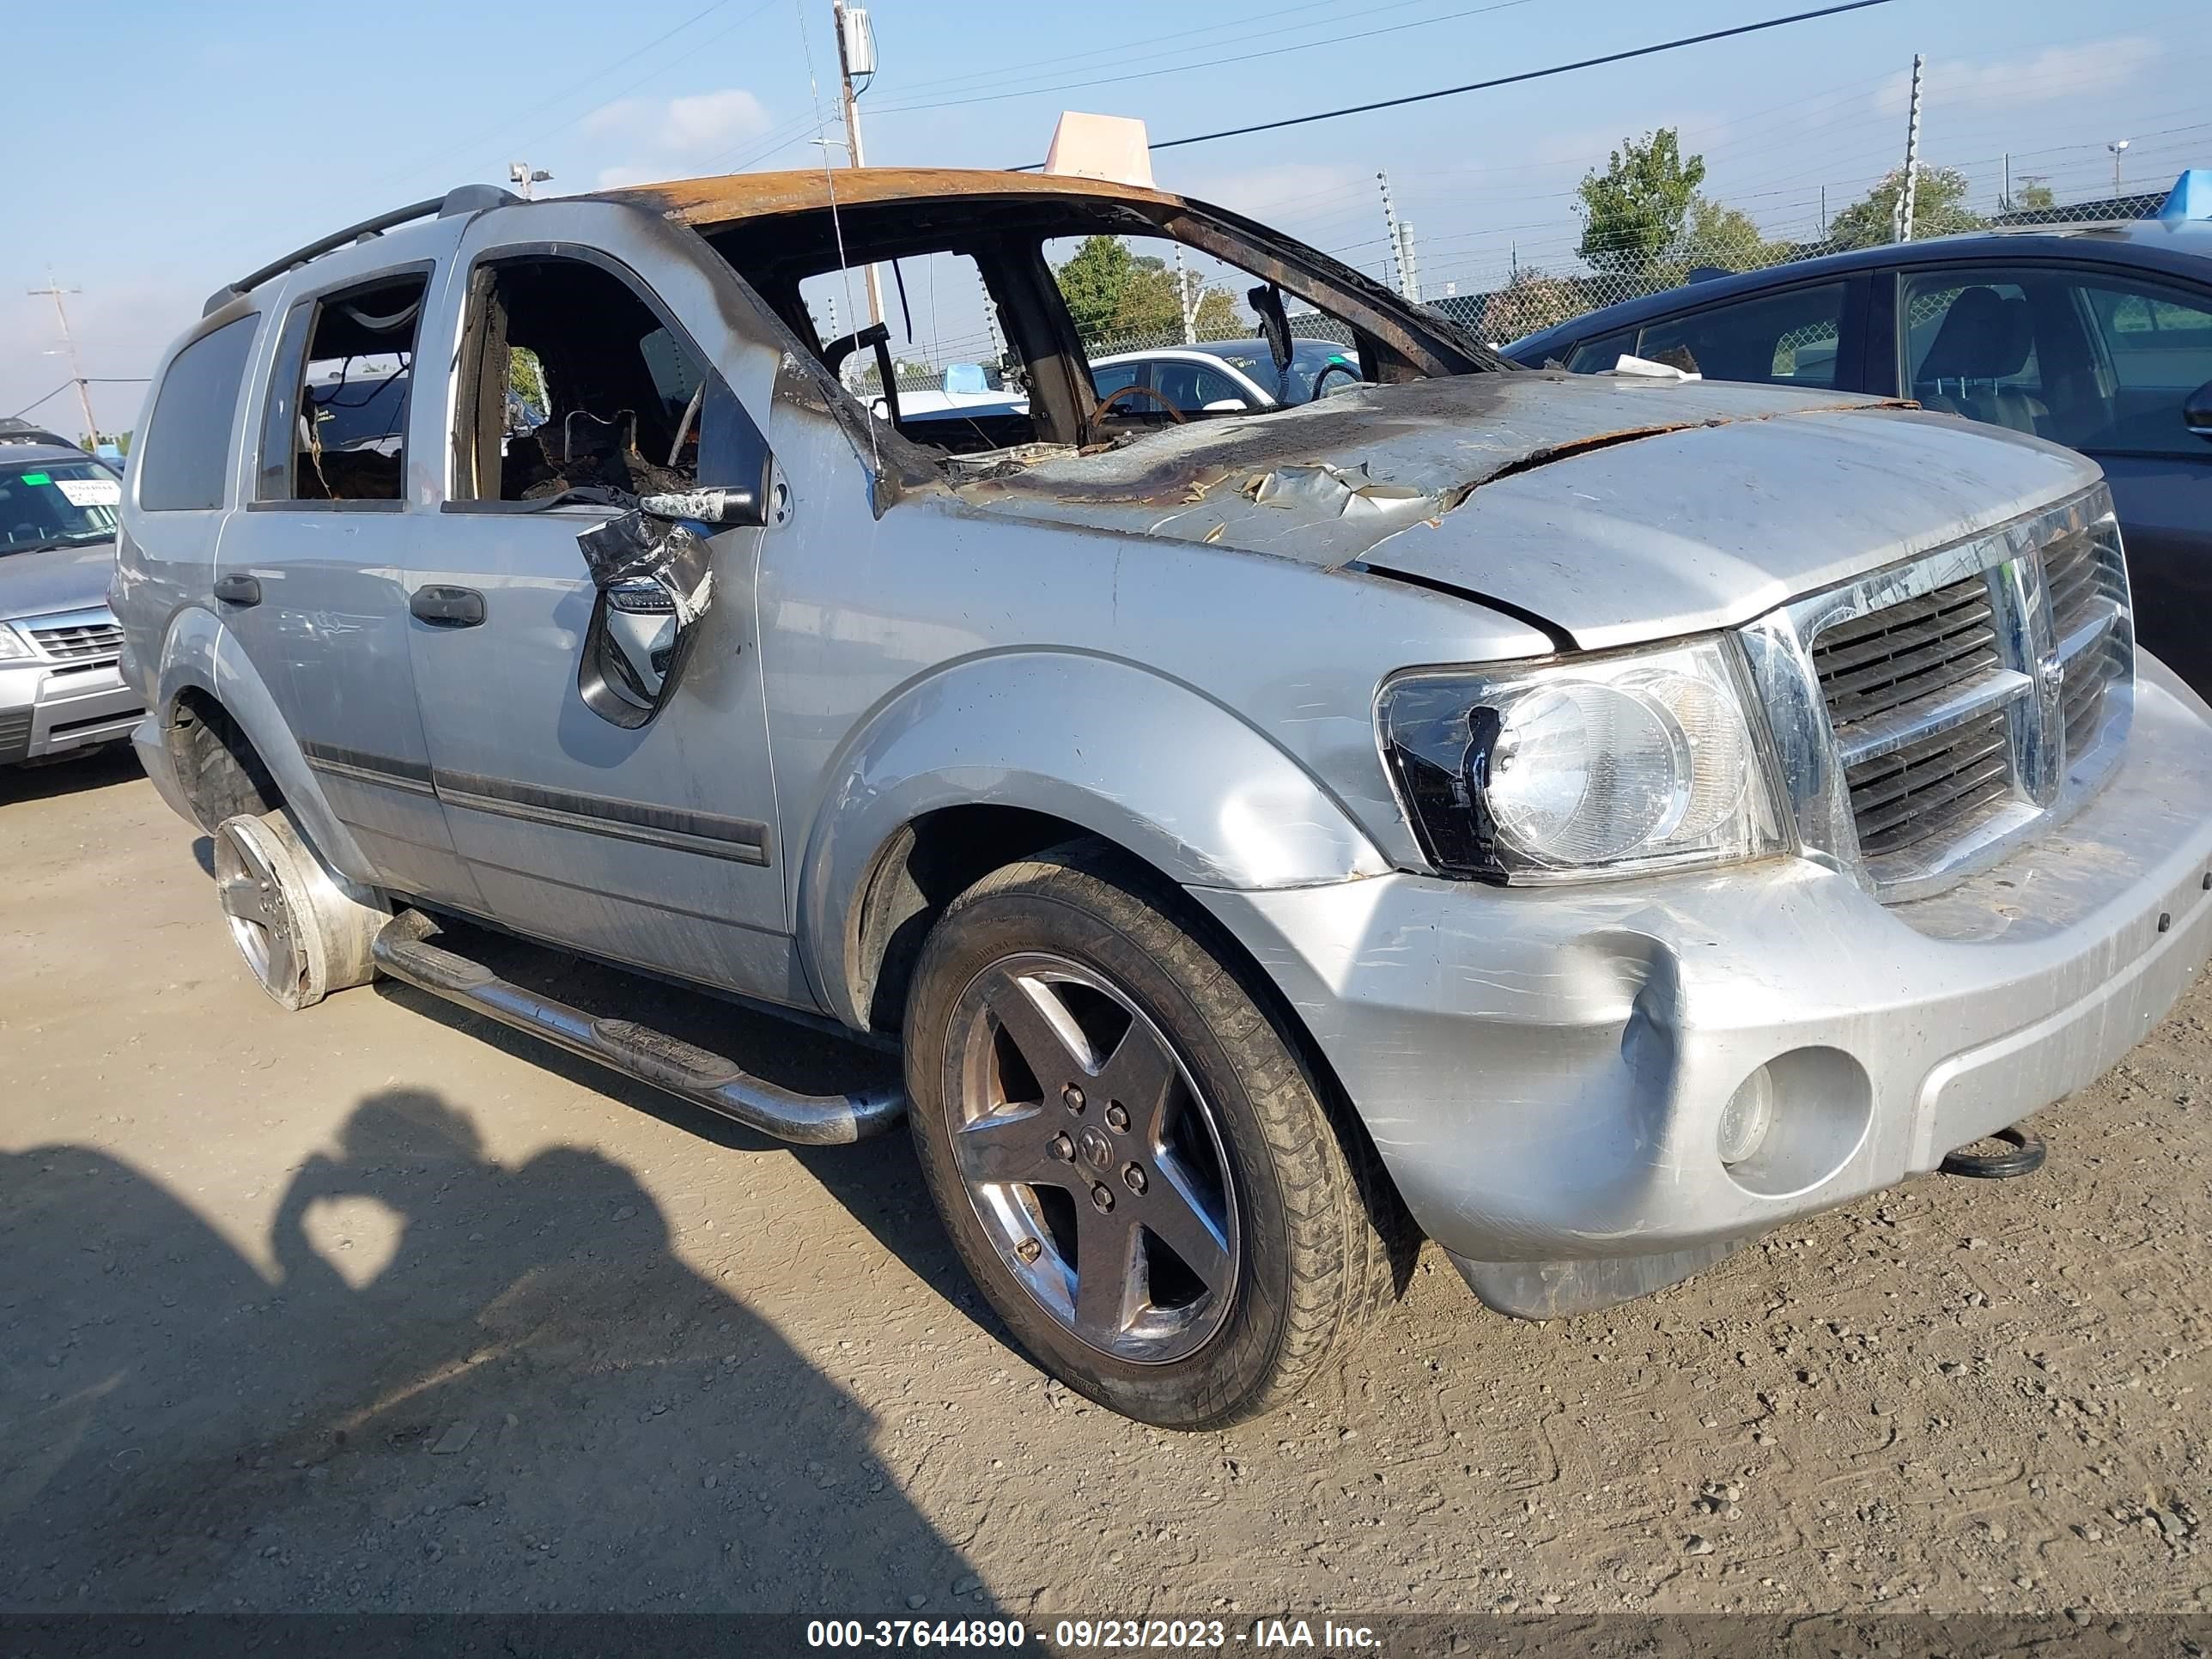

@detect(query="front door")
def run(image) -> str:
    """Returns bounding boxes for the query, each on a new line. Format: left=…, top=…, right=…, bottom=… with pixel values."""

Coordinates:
left=400, top=204, right=799, bottom=1002
left=1891, top=263, right=2212, bottom=693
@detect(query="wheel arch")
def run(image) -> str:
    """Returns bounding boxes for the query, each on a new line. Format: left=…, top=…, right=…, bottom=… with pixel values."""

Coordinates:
left=794, top=649, right=1389, bottom=1034
left=151, top=605, right=369, bottom=879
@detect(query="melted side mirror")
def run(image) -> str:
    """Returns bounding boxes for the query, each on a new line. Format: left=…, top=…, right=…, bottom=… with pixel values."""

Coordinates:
left=574, top=510, right=716, bottom=729
left=2186, top=379, right=2212, bottom=443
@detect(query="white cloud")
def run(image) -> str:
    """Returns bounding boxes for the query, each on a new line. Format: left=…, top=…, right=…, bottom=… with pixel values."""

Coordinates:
left=580, top=87, right=772, bottom=187
left=1169, top=162, right=1366, bottom=217
left=1877, top=37, right=2157, bottom=116
left=659, top=89, right=769, bottom=154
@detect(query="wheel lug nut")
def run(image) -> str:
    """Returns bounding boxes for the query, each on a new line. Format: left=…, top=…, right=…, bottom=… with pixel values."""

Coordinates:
left=1122, top=1162, right=1146, bottom=1194
left=1048, top=1133, right=1074, bottom=1161
left=1104, top=1102, right=1129, bottom=1133
left=1062, top=1084, right=1085, bottom=1113
left=1016, top=1237, right=1042, bottom=1264
left=1091, top=1182, right=1115, bottom=1213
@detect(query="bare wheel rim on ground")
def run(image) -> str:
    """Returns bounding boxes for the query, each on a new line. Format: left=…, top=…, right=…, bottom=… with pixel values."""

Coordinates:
left=948, top=951, right=1240, bottom=1364
left=214, top=817, right=306, bottom=1002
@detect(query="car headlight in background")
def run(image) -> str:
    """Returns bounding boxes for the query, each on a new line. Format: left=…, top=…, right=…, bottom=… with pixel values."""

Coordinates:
left=1378, top=639, right=1789, bottom=882
left=0, top=624, right=34, bottom=663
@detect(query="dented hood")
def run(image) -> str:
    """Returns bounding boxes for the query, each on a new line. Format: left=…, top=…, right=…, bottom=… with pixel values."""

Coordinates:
left=955, top=372, right=2100, bottom=650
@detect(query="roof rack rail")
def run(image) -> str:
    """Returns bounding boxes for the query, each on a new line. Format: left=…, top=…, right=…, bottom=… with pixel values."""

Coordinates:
left=0, top=419, right=76, bottom=449
left=202, top=184, right=524, bottom=317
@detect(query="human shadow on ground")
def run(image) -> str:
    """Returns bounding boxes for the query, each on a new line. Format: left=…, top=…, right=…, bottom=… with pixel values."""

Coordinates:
left=366, top=919, right=1005, bottom=1347
left=0, top=1088, right=994, bottom=1614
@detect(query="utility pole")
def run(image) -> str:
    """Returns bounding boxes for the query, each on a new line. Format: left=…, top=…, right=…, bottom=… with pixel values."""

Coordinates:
left=27, top=273, right=98, bottom=443
left=1171, top=243, right=1196, bottom=343
left=1396, top=222, right=1421, bottom=304
left=2001, top=152, right=2010, bottom=212
left=1819, top=185, right=1829, bottom=241
left=1896, top=52, right=1924, bottom=242
left=1376, top=171, right=1405, bottom=296
left=831, top=0, right=884, bottom=327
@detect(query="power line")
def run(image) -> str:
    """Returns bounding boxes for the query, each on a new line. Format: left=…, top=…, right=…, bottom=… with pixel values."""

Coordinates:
left=1012, top=0, right=1901, bottom=167
left=874, top=0, right=1541, bottom=120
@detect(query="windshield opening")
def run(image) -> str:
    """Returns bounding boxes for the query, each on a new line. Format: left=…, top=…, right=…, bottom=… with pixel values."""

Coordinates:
left=0, top=459, right=122, bottom=557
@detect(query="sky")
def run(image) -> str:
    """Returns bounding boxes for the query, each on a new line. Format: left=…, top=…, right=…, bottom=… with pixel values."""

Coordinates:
left=7, top=0, right=2208, bottom=437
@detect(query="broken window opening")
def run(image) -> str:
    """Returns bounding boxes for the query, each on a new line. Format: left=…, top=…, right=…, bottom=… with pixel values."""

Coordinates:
left=452, top=255, right=712, bottom=503
left=260, top=270, right=428, bottom=503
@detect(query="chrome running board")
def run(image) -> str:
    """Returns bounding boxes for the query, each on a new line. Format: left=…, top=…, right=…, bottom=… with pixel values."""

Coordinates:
left=370, top=909, right=904, bottom=1146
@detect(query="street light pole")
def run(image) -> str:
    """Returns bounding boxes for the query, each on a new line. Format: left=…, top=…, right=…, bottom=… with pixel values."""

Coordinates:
left=27, top=272, right=97, bottom=442
left=2108, top=139, right=2130, bottom=198
left=508, top=161, right=552, bottom=200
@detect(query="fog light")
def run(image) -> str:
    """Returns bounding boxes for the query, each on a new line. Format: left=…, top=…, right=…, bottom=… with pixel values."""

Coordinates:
left=1717, top=1066, right=1776, bottom=1166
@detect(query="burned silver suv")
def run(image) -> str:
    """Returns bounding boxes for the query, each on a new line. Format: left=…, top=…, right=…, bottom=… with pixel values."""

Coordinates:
left=114, top=166, right=2212, bottom=1429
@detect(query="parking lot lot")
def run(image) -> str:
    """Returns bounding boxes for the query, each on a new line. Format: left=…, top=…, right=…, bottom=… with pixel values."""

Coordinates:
left=3, top=750, right=2208, bottom=1619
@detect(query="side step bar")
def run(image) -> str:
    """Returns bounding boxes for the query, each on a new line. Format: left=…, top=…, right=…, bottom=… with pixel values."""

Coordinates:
left=370, top=910, right=904, bottom=1146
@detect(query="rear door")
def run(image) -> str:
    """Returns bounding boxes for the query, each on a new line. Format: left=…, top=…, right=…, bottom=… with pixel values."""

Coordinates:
left=399, top=202, right=796, bottom=999
left=216, top=256, right=477, bottom=905
left=1886, top=262, right=2212, bottom=692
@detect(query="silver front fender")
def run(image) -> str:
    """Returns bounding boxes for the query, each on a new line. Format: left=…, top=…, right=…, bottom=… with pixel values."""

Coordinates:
left=796, top=648, right=1389, bottom=1028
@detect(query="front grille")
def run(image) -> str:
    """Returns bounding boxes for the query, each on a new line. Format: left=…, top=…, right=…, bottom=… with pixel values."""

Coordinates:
left=1781, top=490, right=2135, bottom=897
left=27, top=617, right=125, bottom=663
left=1813, top=572, right=2015, bottom=860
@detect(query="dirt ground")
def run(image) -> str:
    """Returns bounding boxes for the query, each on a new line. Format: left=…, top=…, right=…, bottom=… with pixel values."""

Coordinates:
left=3, top=750, right=2208, bottom=1621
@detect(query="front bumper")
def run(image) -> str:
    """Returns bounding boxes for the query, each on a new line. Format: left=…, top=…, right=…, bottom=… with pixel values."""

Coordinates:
left=0, top=660, right=143, bottom=765
left=1193, top=654, right=2212, bottom=1297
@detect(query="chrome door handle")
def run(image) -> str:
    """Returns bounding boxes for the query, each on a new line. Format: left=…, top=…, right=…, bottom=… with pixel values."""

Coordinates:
left=410, top=586, right=485, bottom=628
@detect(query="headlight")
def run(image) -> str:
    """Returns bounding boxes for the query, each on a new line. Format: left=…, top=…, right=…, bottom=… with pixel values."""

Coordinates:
left=1378, top=638, right=1788, bottom=881
left=0, top=625, right=33, bottom=663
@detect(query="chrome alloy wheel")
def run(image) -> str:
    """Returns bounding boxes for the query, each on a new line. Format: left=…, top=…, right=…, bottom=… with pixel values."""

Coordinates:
left=214, top=815, right=309, bottom=1004
left=945, top=952, right=1240, bottom=1364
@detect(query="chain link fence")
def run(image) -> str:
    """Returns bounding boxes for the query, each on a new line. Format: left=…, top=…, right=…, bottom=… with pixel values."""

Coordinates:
left=1428, top=184, right=2173, bottom=347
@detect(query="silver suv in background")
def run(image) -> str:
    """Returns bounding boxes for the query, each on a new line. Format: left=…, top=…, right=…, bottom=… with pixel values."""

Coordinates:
left=0, top=422, right=141, bottom=769
left=114, top=167, right=2212, bottom=1430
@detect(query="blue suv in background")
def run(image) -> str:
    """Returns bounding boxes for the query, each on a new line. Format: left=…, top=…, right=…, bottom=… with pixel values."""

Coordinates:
left=1506, top=181, right=2212, bottom=694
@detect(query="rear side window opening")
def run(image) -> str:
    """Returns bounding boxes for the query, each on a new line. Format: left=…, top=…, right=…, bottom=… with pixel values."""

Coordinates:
left=138, top=315, right=259, bottom=512
left=258, top=270, right=428, bottom=506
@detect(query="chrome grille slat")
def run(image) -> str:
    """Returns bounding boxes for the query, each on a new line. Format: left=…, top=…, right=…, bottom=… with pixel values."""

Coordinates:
left=1812, top=577, right=1999, bottom=721
left=27, top=619, right=125, bottom=663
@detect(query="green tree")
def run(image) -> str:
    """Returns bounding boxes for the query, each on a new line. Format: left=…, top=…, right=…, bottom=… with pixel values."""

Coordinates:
left=1482, top=270, right=1591, bottom=342
left=1827, top=164, right=1985, bottom=249
left=1674, top=197, right=1786, bottom=275
left=2008, top=180, right=2057, bottom=214
left=1053, top=235, right=1236, bottom=346
left=1577, top=130, right=1706, bottom=275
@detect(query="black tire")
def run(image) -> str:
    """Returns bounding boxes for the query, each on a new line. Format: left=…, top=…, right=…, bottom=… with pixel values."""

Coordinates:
left=903, top=841, right=1395, bottom=1429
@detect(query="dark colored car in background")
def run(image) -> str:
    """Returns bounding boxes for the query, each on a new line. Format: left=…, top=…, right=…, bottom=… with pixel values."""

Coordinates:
left=1504, top=210, right=2212, bottom=693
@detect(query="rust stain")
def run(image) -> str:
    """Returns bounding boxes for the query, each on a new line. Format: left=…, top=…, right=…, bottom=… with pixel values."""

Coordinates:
left=588, top=167, right=1189, bottom=228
